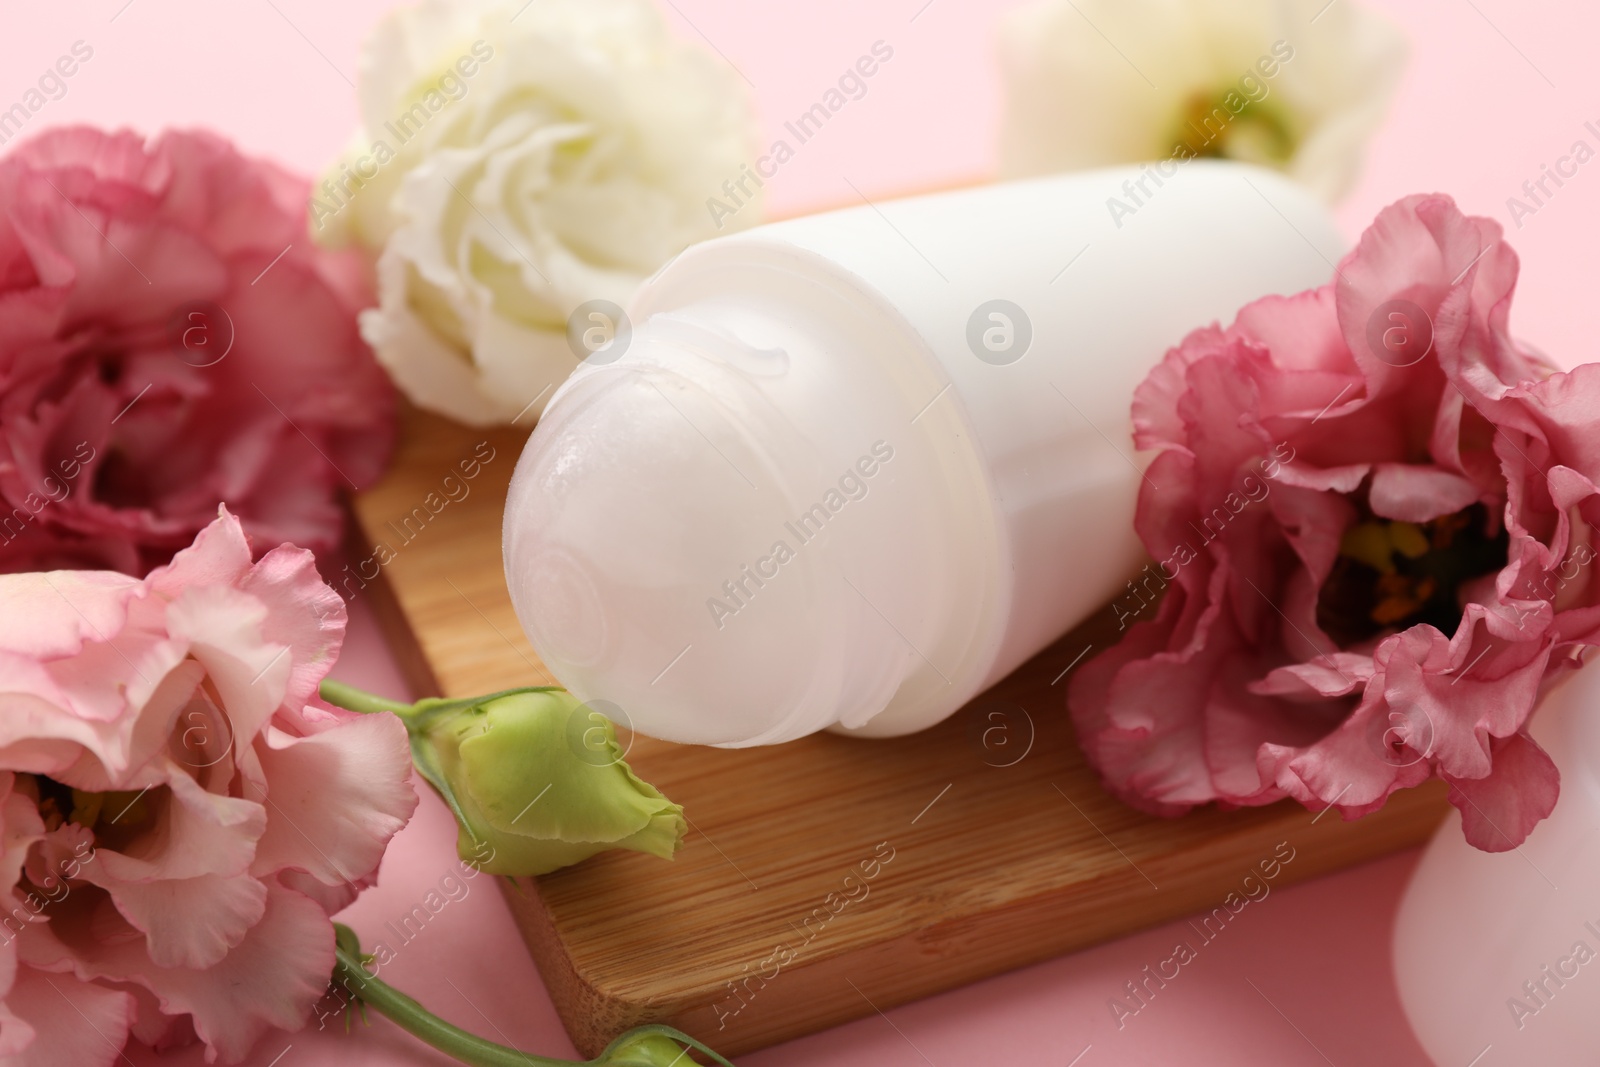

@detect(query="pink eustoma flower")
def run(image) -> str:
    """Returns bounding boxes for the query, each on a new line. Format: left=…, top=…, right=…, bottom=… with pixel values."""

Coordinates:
left=0, top=126, right=395, bottom=576
left=0, top=508, right=416, bottom=1064
left=1072, top=194, right=1598, bottom=852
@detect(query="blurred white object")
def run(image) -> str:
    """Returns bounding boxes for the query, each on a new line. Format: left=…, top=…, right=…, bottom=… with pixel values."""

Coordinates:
left=998, top=0, right=1407, bottom=203
left=316, top=0, right=760, bottom=426
left=1395, top=659, right=1600, bottom=1066
left=503, top=163, right=1342, bottom=747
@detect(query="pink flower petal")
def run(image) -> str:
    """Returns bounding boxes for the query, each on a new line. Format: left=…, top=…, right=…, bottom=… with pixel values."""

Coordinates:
left=70, top=771, right=266, bottom=971
left=144, top=508, right=254, bottom=599
left=1132, top=326, right=1225, bottom=452
left=1260, top=688, right=1432, bottom=816
left=249, top=714, right=416, bottom=888
left=42, top=882, right=334, bottom=1065
left=1334, top=194, right=1511, bottom=384
left=0, top=572, right=141, bottom=660
left=1074, top=562, right=1236, bottom=814
left=1380, top=621, right=1550, bottom=780
left=1268, top=462, right=1370, bottom=493
left=161, top=572, right=300, bottom=753
left=0, top=967, right=137, bottom=1067
left=1366, top=463, right=1481, bottom=522
left=1445, top=731, right=1560, bottom=852
left=0, top=777, right=45, bottom=900
left=1517, top=363, right=1600, bottom=485
left=0, top=653, right=196, bottom=783
left=97, top=872, right=267, bottom=971
left=237, top=543, right=347, bottom=733
left=1232, top=287, right=1349, bottom=374
left=87, top=770, right=264, bottom=885
left=1251, top=653, right=1375, bottom=698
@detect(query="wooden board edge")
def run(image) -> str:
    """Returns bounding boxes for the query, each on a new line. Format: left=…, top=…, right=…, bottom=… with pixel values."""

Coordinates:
left=504, top=782, right=1448, bottom=1057
left=496, top=877, right=678, bottom=1050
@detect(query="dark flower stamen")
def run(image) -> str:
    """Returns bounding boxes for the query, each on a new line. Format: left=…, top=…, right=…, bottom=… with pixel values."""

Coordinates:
left=1316, top=502, right=1507, bottom=647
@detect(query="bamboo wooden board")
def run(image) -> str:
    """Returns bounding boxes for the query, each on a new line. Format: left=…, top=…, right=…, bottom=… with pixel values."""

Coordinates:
left=350, top=403, right=1449, bottom=1058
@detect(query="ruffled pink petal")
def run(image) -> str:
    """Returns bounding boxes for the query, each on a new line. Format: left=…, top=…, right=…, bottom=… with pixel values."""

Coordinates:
left=161, top=583, right=287, bottom=751
left=1131, top=326, right=1226, bottom=453
left=98, top=872, right=267, bottom=972
left=144, top=509, right=254, bottom=603
left=74, top=771, right=267, bottom=969
left=1075, top=563, right=1235, bottom=814
left=1516, top=363, right=1600, bottom=487
left=21, top=823, right=93, bottom=920
left=8, top=182, right=221, bottom=331
left=0, top=654, right=191, bottom=784
left=1264, top=483, right=1358, bottom=632
left=0, top=959, right=32, bottom=1059
left=274, top=868, right=360, bottom=917
left=1445, top=731, right=1560, bottom=852
left=237, top=543, right=347, bottom=733
left=124, top=982, right=195, bottom=1050
left=0, top=126, right=396, bottom=576
left=0, top=572, right=141, bottom=660
left=1250, top=653, right=1375, bottom=698
left=146, top=130, right=301, bottom=260
left=1204, top=652, right=1344, bottom=802
left=0, top=967, right=137, bottom=1067
left=0, top=527, right=142, bottom=577
left=38, top=882, right=334, bottom=1065
left=7, top=127, right=167, bottom=191
left=1233, top=287, right=1350, bottom=375
left=249, top=715, right=416, bottom=888
left=1380, top=621, right=1550, bottom=780
left=1270, top=463, right=1370, bottom=493
left=1176, top=353, right=1276, bottom=490
left=1259, top=688, right=1432, bottom=817
left=1334, top=195, right=1512, bottom=382
left=40, top=628, right=188, bottom=731
left=0, top=777, right=45, bottom=899
left=213, top=255, right=394, bottom=497
left=1366, top=463, right=1481, bottom=523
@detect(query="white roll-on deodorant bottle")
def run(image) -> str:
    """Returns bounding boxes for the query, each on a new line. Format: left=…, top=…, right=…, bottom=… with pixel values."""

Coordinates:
left=503, top=162, right=1343, bottom=747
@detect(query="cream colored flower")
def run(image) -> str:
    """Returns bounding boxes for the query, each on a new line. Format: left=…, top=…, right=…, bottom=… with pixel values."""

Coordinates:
left=997, top=0, right=1406, bottom=202
left=315, top=0, right=759, bottom=426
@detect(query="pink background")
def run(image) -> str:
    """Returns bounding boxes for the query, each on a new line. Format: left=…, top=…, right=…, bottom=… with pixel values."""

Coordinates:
left=7, top=0, right=1597, bottom=1063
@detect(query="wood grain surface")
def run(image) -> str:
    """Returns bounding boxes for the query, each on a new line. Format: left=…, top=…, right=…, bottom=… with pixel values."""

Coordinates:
left=349, top=402, right=1449, bottom=1058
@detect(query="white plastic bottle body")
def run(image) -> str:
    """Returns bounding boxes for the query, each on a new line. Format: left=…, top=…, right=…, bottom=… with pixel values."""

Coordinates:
left=1393, top=662, right=1600, bottom=1066
left=504, top=162, right=1344, bottom=747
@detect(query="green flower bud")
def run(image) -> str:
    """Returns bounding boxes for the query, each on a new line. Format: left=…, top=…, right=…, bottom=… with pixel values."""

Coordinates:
left=322, top=683, right=684, bottom=877
left=594, top=1031, right=698, bottom=1066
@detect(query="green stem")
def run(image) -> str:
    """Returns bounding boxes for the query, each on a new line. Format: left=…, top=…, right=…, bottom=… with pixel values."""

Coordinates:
left=319, top=680, right=567, bottom=726
left=332, top=925, right=734, bottom=1066
left=320, top=679, right=415, bottom=718
left=333, top=925, right=560, bottom=1067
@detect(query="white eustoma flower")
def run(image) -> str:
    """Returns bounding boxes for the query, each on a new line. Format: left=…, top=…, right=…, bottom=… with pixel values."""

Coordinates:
left=997, top=0, right=1406, bottom=203
left=315, top=0, right=759, bottom=426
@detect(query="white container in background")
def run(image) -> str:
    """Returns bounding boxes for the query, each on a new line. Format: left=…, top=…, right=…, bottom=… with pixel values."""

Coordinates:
left=503, top=162, right=1343, bottom=747
left=1394, top=661, right=1600, bottom=1066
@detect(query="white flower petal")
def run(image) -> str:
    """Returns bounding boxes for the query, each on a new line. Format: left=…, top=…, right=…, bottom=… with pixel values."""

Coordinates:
left=322, top=0, right=760, bottom=425
left=998, top=0, right=1406, bottom=202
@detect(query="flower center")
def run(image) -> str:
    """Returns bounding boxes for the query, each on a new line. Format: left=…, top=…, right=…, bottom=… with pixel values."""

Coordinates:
left=33, top=775, right=157, bottom=851
left=1315, top=503, right=1508, bottom=647
left=1172, top=90, right=1297, bottom=166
